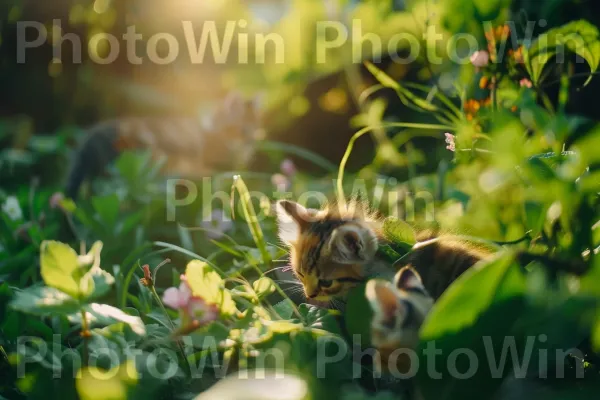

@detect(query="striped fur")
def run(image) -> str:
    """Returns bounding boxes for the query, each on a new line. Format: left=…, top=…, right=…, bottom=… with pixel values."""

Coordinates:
left=402, top=235, right=491, bottom=300
left=276, top=200, right=493, bottom=303
left=276, top=200, right=393, bottom=302
left=367, top=266, right=433, bottom=373
left=65, top=93, right=262, bottom=199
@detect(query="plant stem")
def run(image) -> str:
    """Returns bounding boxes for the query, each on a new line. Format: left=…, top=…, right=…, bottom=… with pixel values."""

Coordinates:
left=80, top=309, right=89, bottom=365
left=150, top=286, right=191, bottom=376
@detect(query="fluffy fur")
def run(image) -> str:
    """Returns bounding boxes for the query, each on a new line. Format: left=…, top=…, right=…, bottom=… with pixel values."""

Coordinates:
left=275, top=199, right=392, bottom=301
left=366, top=266, right=434, bottom=373
left=275, top=199, right=493, bottom=303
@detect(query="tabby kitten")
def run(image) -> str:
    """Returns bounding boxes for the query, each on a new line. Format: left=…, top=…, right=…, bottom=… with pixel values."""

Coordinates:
left=65, top=92, right=263, bottom=199
left=276, top=199, right=492, bottom=302
left=367, top=266, right=433, bottom=373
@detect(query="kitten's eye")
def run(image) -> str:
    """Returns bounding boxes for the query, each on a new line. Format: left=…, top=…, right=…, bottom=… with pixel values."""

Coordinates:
left=319, top=279, right=333, bottom=288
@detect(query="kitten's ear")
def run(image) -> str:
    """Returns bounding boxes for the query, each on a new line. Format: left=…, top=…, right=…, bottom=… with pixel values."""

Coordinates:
left=327, top=224, right=377, bottom=264
left=275, top=200, right=311, bottom=244
left=366, top=280, right=402, bottom=323
left=394, top=266, right=425, bottom=291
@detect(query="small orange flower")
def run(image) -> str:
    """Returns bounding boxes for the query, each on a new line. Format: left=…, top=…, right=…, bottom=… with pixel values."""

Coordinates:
left=511, top=105, right=518, bottom=112
left=464, top=99, right=481, bottom=114
left=479, top=76, right=489, bottom=89
left=512, top=46, right=524, bottom=64
left=496, top=25, right=510, bottom=40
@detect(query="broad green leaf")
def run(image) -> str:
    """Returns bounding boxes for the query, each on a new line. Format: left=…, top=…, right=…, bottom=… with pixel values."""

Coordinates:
left=76, top=360, right=138, bottom=400
left=70, top=303, right=146, bottom=336
left=526, top=20, right=600, bottom=86
left=92, top=194, right=120, bottom=228
left=382, top=217, right=416, bottom=248
left=252, top=277, right=276, bottom=299
left=420, top=253, right=525, bottom=340
left=11, top=286, right=80, bottom=315
left=343, top=283, right=372, bottom=346
left=185, top=260, right=237, bottom=316
left=40, top=240, right=81, bottom=298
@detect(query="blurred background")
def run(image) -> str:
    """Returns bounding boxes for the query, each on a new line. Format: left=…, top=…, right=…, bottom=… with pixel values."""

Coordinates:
left=1, top=0, right=599, bottom=190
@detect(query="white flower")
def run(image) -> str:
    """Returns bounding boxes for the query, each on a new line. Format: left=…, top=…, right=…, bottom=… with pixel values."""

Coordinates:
left=2, top=196, right=23, bottom=221
left=444, top=132, right=456, bottom=152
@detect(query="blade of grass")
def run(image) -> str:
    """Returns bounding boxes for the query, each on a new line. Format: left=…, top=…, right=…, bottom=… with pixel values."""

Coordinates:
left=153, top=241, right=227, bottom=277
left=336, top=123, right=455, bottom=202
left=231, top=175, right=271, bottom=266
left=257, top=141, right=338, bottom=172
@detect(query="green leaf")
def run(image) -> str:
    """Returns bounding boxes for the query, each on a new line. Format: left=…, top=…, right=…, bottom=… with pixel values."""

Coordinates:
left=273, top=299, right=295, bottom=319
left=70, top=303, right=146, bottom=336
left=185, top=260, right=237, bottom=316
left=76, top=360, right=138, bottom=400
left=343, top=283, right=372, bottom=347
left=526, top=20, right=600, bottom=86
left=92, top=194, right=120, bottom=228
left=40, top=240, right=81, bottom=298
left=232, top=175, right=271, bottom=264
left=252, top=277, right=276, bottom=299
left=80, top=267, right=115, bottom=301
left=11, top=286, right=80, bottom=315
left=382, top=217, right=416, bottom=248
left=298, top=303, right=341, bottom=335
left=420, top=253, right=525, bottom=341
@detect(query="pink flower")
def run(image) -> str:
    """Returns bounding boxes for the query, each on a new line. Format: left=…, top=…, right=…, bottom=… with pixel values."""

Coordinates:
left=162, top=280, right=192, bottom=309
left=470, top=51, right=490, bottom=68
left=271, top=173, right=291, bottom=191
left=200, top=209, right=233, bottom=240
left=444, top=132, right=456, bottom=152
left=519, top=78, right=533, bottom=88
left=162, top=277, right=218, bottom=327
left=280, top=159, right=297, bottom=176
left=49, top=192, right=65, bottom=209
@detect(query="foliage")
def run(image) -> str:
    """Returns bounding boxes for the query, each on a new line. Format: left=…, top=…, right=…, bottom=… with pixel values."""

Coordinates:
left=1, top=1, right=600, bottom=399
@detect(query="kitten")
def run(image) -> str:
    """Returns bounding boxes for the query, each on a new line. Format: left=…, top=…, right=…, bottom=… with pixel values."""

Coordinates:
left=366, top=266, right=433, bottom=374
left=65, top=92, right=263, bottom=199
left=275, top=199, right=493, bottom=303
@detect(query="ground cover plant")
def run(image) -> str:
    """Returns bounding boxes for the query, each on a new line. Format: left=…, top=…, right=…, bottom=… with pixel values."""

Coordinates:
left=1, top=0, right=600, bottom=399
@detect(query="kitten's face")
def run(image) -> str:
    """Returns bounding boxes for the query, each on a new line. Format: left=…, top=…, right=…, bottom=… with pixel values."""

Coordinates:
left=366, top=266, right=433, bottom=373
left=275, top=200, right=379, bottom=301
